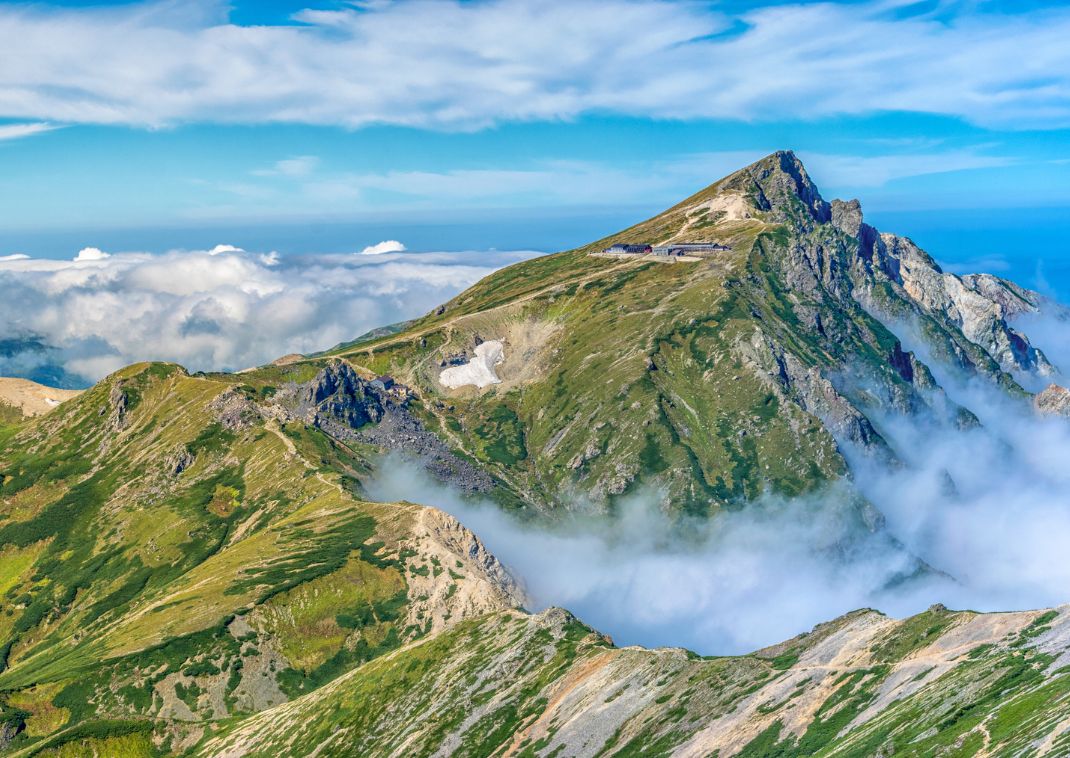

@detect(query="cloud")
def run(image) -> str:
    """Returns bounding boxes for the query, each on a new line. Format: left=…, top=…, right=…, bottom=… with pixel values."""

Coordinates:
left=367, top=456, right=932, bottom=654
left=364, top=315, right=1070, bottom=654
left=797, top=149, right=1014, bottom=188
left=0, top=245, right=539, bottom=383
left=359, top=240, right=406, bottom=255
left=1, top=1, right=1070, bottom=130
left=0, top=122, right=59, bottom=141
left=252, top=155, right=320, bottom=178
left=74, top=246, right=109, bottom=261
left=209, top=243, right=244, bottom=255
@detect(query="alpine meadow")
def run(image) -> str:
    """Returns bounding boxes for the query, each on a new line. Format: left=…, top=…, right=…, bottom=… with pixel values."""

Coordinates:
left=3, top=1, right=1070, bottom=756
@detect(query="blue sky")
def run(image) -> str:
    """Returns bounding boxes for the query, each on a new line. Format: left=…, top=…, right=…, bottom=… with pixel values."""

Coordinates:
left=0, top=0, right=1069, bottom=297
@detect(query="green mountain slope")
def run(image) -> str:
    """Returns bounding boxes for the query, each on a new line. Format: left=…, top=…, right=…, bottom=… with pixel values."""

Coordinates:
left=2, top=151, right=1068, bottom=756
left=0, top=363, right=522, bottom=755
left=323, top=151, right=1052, bottom=518
left=202, top=603, right=1070, bottom=758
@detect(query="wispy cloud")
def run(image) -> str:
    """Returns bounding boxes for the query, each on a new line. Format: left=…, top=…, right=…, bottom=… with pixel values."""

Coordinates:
left=195, top=148, right=1012, bottom=221
left=0, top=122, right=60, bottom=141
left=0, top=1, right=1069, bottom=130
left=797, top=148, right=1014, bottom=188
left=252, top=155, right=321, bottom=177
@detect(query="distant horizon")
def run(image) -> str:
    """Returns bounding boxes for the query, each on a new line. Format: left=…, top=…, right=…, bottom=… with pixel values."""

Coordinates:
left=5, top=203, right=1068, bottom=301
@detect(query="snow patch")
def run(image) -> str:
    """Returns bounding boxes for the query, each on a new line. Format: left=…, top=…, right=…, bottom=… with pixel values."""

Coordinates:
left=440, top=341, right=504, bottom=389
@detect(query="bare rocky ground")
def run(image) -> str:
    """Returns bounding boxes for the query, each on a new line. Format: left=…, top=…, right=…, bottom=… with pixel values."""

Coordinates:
left=0, top=377, right=81, bottom=417
left=199, top=603, right=1070, bottom=757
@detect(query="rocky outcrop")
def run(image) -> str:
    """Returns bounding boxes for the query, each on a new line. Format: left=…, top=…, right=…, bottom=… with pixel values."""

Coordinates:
left=209, top=387, right=262, bottom=430
left=269, top=359, right=497, bottom=494
left=302, top=359, right=387, bottom=430
left=737, top=329, right=891, bottom=458
left=267, top=359, right=388, bottom=435
left=1035, top=384, right=1070, bottom=417
left=402, top=507, right=528, bottom=635
left=720, top=150, right=830, bottom=228
left=832, top=195, right=1052, bottom=378
left=166, top=445, right=195, bottom=476
left=106, top=382, right=129, bottom=430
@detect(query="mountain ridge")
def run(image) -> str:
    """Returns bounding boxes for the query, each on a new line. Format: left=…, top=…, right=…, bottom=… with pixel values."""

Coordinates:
left=317, top=150, right=1060, bottom=517
left=2, top=151, right=1070, bottom=755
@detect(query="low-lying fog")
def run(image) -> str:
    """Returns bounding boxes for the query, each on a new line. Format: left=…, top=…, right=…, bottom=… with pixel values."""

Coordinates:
left=366, top=307, right=1070, bottom=656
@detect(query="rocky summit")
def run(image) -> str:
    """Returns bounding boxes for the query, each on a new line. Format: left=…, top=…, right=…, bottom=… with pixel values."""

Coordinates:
left=2, top=152, right=1070, bottom=756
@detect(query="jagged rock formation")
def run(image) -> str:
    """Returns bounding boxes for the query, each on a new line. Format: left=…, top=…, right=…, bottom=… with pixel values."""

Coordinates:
left=267, top=359, right=497, bottom=494
left=3, top=153, right=1069, bottom=757
left=1036, top=384, right=1070, bottom=417
left=324, top=151, right=1057, bottom=517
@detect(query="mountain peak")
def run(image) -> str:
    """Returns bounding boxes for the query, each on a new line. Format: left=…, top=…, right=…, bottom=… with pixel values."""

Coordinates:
left=719, top=149, right=830, bottom=224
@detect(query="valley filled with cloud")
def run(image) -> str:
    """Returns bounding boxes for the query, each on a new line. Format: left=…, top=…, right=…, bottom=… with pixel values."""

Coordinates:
left=0, top=244, right=538, bottom=385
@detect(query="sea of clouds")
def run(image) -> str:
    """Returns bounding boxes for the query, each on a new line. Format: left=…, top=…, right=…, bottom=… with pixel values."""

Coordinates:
left=0, top=243, right=539, bottom=385
left=365, top=306, right=1070, bottom=656
left=3, top=239, right=1069, bottom=658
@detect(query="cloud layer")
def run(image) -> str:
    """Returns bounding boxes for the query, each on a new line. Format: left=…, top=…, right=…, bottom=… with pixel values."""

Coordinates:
left=364, top=307, right=1070, bottom=656
left=0, top=245, right=537, bottom=384
left=2, top=0, right=1070, bottom=130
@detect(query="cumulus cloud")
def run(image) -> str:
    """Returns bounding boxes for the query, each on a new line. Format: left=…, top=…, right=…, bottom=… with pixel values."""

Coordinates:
left=209, top=244, right=244, bottom=255
left=0, top=245, right=539, bottom=384
left=1, top=1, right=1070, bottom=130
left=360, top=240, right=406, bottom=255
left=73, top=246, right=110, bottom=262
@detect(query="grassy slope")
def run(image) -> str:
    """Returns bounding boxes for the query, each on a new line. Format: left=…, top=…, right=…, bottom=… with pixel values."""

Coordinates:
left=200, top=604, right=1070, bottom=757
left=0, top=363, right=515, bottom=755
left=319, top=157, right=994, bottom=518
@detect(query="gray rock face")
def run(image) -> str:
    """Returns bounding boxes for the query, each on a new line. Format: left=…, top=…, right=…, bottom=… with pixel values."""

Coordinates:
left=107, top=382, right=129, bottom=430
left=209, top=387, right=262, bottom=430
left=828, top=197, right=1053, bottom=378
left=1035, top=384, right=1070, bottom=417
left=302, top=359, right=386, bottom=431
left=357, top=406, right=497, bottom=495
left=737, top=329, right=891, bottom=458
left=268, top=359, right=496, bottom=494
left=721, top=150, right=830, bottom=227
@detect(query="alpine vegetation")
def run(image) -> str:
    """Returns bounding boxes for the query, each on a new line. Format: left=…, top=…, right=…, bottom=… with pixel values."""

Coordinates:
left=3, top=153, right=1070, bottom=757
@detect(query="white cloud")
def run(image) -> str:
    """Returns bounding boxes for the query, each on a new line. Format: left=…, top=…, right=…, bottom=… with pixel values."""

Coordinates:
left=796, top=149, right=1014, bottom=188
left=252, top=155, right=320, bottom=177
left=0, top=1, right=1069, bottom=130
left=0, top=245, right=539, bottom=383
left=195, top=149, right=1012, bottom=222
left=0, top=253, right=30, bottom=261
left=209, top=243, right=244, bottom=255
left=359, top=240, right=406, bottom=255
left=74, top=246, right=109, bottom=261
left=0, top=122, right=59, bottom=141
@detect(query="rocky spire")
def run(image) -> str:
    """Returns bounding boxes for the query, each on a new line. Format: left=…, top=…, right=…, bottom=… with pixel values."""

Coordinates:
left=720, top=150, right=831, bottom=225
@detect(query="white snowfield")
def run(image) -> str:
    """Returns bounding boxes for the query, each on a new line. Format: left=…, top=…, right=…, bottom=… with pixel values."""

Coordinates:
left=439, top=340, right=504, bottom=389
